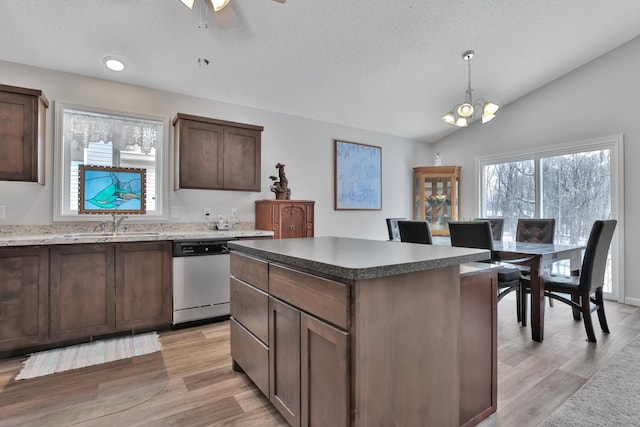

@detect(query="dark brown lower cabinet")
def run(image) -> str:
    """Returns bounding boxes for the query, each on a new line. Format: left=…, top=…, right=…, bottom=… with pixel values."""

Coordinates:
left=267, top=297, right=350, bottom=427
left=50, top=242, right=172, bottom=343
left=230, top=319, right=269, bottom=395
left=0, top=246, right=49, bottom=351
left=300, top=312, right=350, bottom=427
left=231, top=252, right=350, bottom=427
left=50, top=243, right=116, bottom=341
left=269, top=297, right=301, bottom=427
left=115, top=241, right=172, bottom=330
left=459, top=269, right=498, bottom=427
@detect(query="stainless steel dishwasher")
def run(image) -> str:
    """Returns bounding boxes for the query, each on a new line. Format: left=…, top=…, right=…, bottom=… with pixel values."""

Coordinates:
left=172, top=238, right=237, bottom=325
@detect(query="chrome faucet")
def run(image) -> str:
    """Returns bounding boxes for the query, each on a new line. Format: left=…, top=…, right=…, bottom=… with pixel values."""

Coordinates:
left=110, top=213, right=129, bottom=233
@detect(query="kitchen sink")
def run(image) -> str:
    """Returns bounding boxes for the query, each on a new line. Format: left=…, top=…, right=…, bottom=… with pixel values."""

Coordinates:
left=118, top=231, right=162, bottom=236
left=62, top=231, right=162, bottom=238
left=62, top=232, right=116, bottom=238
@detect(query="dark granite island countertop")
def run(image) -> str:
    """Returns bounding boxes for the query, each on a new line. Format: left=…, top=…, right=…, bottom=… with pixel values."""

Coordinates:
left=228, top=235, right=490, bottom=281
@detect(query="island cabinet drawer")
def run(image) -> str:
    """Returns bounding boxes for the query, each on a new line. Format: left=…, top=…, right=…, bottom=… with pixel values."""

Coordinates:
left=230, top=252, right=268, bottom=292
left=230, top=318, right=269, bottom=396
left=269, top=264, right=349, bottom=330
left=230, top=277, right=269, bottom=344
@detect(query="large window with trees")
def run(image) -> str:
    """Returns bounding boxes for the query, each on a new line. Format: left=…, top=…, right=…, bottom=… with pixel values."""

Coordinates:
left=478, top=136, right=623, bottom=299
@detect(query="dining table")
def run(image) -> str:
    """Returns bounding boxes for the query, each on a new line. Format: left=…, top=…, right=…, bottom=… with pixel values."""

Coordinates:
left=493, top=241, right=586, bottom=342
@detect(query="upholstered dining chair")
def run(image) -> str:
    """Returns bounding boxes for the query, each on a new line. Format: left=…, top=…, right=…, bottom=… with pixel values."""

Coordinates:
left=397, top=220, right=433, bottom=244
left=476, top=218, right=504, bottom=241
left=521, top=220, right=616, bottom=342
left=449, top=221, right=523, bottom=321
left=515, top=218, right=557, bottom=313
left=386, top=217, right=405, bottom=241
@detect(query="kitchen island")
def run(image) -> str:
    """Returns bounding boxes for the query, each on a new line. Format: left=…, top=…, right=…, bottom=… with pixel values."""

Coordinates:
left=228, top=236, right=494, bottom=427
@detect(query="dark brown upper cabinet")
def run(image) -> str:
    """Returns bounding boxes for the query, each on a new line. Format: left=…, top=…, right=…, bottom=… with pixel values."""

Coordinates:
left=0, top=84, right=49, bottom=184
left=172, top=113, right=263, bottom=191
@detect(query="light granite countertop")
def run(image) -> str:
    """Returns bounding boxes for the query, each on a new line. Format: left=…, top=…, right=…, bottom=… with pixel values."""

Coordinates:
left=229, top=236, right=490, bottom=280
left=0, top=225, right=273, bottom=247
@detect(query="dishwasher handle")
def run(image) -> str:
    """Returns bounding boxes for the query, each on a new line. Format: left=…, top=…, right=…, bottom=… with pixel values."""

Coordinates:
left=172, top=239, right=237, bottom=257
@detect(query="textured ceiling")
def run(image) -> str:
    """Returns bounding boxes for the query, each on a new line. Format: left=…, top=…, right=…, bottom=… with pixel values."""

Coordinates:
left=2, top=0, right=640, bottom=142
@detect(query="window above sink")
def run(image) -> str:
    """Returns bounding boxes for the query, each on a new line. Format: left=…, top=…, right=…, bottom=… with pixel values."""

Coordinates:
left=53, top=101, right=170, bottom=223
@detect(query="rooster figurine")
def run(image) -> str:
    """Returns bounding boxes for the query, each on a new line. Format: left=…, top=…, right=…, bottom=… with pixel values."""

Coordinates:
left=269, top=163, right=291, bottom=200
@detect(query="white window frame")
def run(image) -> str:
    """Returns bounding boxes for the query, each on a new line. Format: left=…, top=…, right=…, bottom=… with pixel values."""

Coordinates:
left=53, top=100, right=170, bottom=222
left=476, top=135, right=624, bottom=302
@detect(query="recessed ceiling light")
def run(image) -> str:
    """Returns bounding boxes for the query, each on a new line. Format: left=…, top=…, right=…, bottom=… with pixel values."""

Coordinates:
left=104, top=57, right=125, bottom=72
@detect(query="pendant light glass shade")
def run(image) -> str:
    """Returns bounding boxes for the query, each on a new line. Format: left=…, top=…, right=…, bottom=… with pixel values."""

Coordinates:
left=455, top=117, right=468, bottom=127
left=211, top=0, right=230, bottom=11
left=180, top=0, right=195, bottom=9
left=481, top=101, right=499, bottom=123
left=442, top=50, right=498, bottom=127
left=483, top=101, right=499, bottom=115
left=457, top=102, right=474, bottom=118
left=442, top=112, right=455, bottom=125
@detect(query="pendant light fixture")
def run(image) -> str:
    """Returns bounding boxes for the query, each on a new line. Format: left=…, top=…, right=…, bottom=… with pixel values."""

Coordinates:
left=442, top=50, right=499, bottom=128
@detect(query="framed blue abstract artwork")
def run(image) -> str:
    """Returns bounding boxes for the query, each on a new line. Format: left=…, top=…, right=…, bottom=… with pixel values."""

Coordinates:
left=334, top=139, right=382, bottom=210
left=78, top=165, right=147, bottom=215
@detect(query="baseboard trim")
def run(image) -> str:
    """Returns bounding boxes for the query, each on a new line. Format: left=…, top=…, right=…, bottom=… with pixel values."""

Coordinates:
left=624, top=296, right=640, bottom=307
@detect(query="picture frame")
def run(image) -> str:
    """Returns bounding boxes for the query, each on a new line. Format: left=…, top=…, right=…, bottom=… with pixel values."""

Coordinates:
left=334, top=139, right=382, bottom=210
left=78, top=165, right=147, bottom=215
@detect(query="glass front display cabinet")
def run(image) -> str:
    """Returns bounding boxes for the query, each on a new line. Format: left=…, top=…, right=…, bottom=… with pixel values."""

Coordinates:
left=413, top=166, right=461, bottom=236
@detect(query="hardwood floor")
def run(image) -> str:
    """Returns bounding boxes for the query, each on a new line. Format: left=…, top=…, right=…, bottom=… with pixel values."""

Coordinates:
left=0, top=294, right=638, bottom=427
left=480, top=294, right=640, bottom=427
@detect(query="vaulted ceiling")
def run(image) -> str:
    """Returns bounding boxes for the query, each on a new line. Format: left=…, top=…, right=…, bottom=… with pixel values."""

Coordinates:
left=2, top=0, right=640, bottom=142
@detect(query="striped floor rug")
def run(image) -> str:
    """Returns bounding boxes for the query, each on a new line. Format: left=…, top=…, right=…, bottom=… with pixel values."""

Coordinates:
left=15, top=332, right=162, bottom=380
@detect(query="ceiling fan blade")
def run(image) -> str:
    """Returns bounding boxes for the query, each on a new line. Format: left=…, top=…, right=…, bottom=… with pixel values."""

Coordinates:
left=272, top=0, right=286, bottom=3
left=180, top=0, right=195, bottom=9
left=205, top=0, right=231, bottom=14
left=210, top=4, right=240, bottom=30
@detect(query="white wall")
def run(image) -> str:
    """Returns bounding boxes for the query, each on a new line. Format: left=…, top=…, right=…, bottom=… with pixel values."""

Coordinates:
left=0, top=60, right=431, bottom=240
left=432, top=36, right=640, bottom=304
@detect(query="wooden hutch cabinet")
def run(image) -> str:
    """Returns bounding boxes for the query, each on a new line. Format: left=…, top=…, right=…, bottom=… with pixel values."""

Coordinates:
left=173, top=113, right=263, bottom=191
left=413, top=166, right=461, bottom=236
left=255, top=200, right=315, bottom=239
left=0, top=84, right=48, bottom=184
